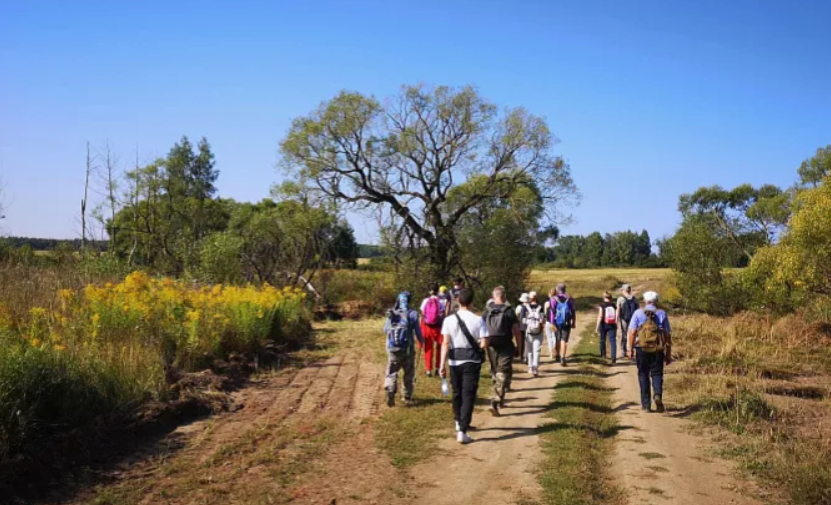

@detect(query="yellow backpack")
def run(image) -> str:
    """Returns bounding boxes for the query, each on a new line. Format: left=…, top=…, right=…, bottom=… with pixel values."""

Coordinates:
left=638, top=310, right=666, bottom=353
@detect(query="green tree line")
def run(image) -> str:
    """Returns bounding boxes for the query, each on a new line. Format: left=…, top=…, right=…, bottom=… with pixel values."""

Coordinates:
left=537, top=230, right=661, bottom=268
left=663, top=143, right=831, bottom=315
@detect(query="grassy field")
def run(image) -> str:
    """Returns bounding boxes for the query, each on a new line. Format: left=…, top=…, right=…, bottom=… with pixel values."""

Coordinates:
left=527, top=268, right=672, bottom=311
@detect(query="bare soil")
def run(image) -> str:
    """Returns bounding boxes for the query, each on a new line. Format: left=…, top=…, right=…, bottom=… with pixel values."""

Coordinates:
left=47, top=314, right=775, bottom=505
left=608, top=358, right=765, bottom=505
left=400, top=318, right=590, bottom=505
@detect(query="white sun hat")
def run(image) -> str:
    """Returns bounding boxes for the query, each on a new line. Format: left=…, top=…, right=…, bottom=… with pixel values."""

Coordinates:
left=519, top=293, right=530, bottom=303
left=643, top=291, right=659, bottom=303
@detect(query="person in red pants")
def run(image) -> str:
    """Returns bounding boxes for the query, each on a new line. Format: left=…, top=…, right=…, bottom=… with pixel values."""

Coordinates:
left=420, top=283, right=445, bottom=377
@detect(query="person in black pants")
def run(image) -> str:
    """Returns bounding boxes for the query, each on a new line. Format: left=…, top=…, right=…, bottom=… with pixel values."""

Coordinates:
left=439, top=288, right=489, bottom=444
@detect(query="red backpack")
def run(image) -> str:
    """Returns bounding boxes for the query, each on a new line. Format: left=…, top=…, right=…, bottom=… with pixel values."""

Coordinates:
left=423, top=297, right=442, bottom=326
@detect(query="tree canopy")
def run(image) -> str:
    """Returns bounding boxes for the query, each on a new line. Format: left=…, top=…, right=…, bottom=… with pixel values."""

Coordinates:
left=279, top=83, right=576, bottom=281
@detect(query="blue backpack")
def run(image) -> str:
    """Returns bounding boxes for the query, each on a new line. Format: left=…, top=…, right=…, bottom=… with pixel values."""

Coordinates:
left=555, top=297, right=573, bottom=328
left=386, top=309, right=410, bottom=350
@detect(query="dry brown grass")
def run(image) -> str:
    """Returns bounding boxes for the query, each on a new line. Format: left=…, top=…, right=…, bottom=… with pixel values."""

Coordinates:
left=666, top=312, right=831, bottom=505
left=526, top=268, right=672, bottom=311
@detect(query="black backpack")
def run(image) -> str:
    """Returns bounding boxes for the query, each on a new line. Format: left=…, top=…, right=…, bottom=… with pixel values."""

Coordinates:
left=620, top=297, right=640, bottom=324
left=485, top=304, right=514, bottom=337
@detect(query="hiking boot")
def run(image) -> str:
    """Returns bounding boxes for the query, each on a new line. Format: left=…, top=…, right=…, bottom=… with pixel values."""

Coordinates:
left=456, top=432, right=472, bottom=444
left=560, top=357, right=567, bottom=367
left=654, top=395, right=665, bottom=413
left=386, top=391, right=395, bottom=407
left=641, top=406, right=652, bottom=412
left=489, top=401, right=501, bottom=417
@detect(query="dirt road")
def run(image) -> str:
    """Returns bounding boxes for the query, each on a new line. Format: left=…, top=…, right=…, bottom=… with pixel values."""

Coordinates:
left=608, top=358, right=763, bottom=505
left=407, top=318, right=590, bottom=505
left=55, top=316, right=768, bottom=505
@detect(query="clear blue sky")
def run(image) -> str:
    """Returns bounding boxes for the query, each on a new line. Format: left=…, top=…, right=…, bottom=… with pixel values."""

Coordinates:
left=2, top=0, right=829, bottom=244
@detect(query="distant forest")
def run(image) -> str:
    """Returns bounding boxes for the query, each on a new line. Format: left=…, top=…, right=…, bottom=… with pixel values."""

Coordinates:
left=6, top=231, right=667, bottom=269
left=357, top=230, right=668, bottom=269
left=2, top=237, right=108, bottom=251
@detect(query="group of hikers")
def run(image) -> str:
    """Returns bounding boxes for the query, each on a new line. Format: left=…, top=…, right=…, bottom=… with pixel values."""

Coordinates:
left=383, top=279, right=672, bottom=444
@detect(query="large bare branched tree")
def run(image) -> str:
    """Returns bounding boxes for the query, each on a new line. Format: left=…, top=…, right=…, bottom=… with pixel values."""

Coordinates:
left=280, top=84, right=577, bottom=280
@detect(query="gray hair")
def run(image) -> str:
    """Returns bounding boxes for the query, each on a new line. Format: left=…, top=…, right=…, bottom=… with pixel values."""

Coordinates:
left=492, top=285, right=506, bottom=302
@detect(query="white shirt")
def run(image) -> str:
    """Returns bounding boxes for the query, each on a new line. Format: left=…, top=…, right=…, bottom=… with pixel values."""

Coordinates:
left=441, top=309, right=488, bottom=366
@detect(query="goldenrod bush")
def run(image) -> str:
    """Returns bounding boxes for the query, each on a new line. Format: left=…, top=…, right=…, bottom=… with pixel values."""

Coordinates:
left=0, top=272, right=310, bottom=462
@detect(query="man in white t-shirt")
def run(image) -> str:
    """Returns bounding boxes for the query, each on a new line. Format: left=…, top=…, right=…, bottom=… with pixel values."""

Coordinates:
left=439, top=288, right=489, bottom=444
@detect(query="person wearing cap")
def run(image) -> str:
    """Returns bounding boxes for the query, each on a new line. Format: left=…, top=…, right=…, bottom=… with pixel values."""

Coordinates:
left=616, top=284, right=639, bottom=357
left=439, top=285, right=451, bottom=316
left=627, top=291, right=673, bottom=412
left=523, top=291, right=545, bottom=376
left=515, top=293, right=530, bottom=362
left=552, top=284, right=576, bottom=366
left=383, top=292, right=424, bottom=407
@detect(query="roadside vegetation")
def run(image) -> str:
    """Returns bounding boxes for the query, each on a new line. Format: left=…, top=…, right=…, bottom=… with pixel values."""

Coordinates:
left=537, top=326, right=623, bottom=505
left=655, top=145, right=831, bottom=505
left=0, top=265, right=311, bottom=496
left=666, top=312, right=831, bottom=505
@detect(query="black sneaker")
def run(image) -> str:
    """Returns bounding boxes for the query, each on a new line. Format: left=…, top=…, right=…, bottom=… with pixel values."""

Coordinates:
left=560, top=357, right=567, bottom=367
left=654, top=395, right=665, bottom=413
left=386, top=391, right=395, bottom=407
left=489, top=401, right=501, bottom=417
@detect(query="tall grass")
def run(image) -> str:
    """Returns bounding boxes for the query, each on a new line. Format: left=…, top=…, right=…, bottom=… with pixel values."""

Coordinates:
left=667, top=309, right=831, bottom=505
left=0, top=271, right=311, bottom=466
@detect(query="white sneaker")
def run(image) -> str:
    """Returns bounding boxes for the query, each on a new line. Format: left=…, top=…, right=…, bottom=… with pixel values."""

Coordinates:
left=456, top=431, right=472, bottom=444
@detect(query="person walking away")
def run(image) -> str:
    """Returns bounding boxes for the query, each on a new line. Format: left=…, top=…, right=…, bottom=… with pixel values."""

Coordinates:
left=553, top=284, right=576, bottom=366
left=439, top=285, right=450, bottom=316
left=439, top=289, right=489, bottom=444
left=627, top=291, right=673, bottom=412
left=617, top=284, right=639, bottom=357
left=384, top=292, right=424, bottom=407
left=523, top=292, right=545, bottom=376
left=543, top=288, right=560, bottom=361
left=483, top=286, right=519, bottom=416
left=448, top=277, right=465, bottom=314
left=596, top=292, right=618, bottom=363
left=420, top=283, right=445, bottom=377
left=515, top=293, right=529, bottom=362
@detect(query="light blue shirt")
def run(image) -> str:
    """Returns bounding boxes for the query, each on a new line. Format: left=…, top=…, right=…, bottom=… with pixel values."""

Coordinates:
left=628, top=304, right=671, bottom=347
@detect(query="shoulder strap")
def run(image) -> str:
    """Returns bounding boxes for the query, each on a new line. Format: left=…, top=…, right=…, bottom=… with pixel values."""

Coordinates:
left=455, top=313, right=480, bottom=351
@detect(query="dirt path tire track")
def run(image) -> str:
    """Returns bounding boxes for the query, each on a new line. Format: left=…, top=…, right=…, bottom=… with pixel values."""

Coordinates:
left=406, top=316, right=592, bottom=505
left=608, top=358, right=764, bottom=505
left=57, top=350, right=386, bottom=505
